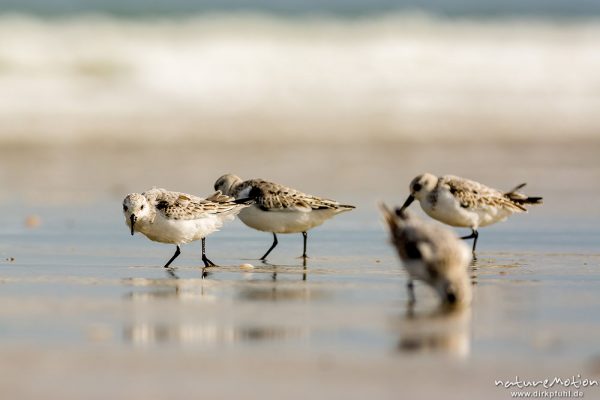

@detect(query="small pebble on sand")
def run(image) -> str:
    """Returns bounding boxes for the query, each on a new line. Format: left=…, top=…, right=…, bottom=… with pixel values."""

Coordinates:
left=240, top=263, right=255, bottom=270
left=25, top=215, right=41, bottom=228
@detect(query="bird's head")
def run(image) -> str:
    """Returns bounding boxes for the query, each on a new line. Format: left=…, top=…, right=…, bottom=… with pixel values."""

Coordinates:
left=123, top=193, right=150, bottom=235
left=399, top=173, right=439, bottom=212
left=214, top=174, right=243, bottom=196
left=409, top=173, right=438, bottom=199
left=435, top=276, right=472, bottom=308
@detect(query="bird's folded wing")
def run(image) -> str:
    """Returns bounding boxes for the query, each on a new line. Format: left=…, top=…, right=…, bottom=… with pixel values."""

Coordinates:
left=147, top=189, right=240, bottom=220
left=443, top=176, right=521, bottom=211
left=249, top=180, right=339, bottom=212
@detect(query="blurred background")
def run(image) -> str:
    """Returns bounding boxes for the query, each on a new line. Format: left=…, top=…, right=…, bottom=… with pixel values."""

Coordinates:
left=1, top=0, right=600, bottom=144
left=0, top=0, right=599, bottom=210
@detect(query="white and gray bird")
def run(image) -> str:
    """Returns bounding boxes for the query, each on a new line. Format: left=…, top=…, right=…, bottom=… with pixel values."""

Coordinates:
left=399, top=173, right=543, bottom=252
left=122, top=188, right=251, bottom=269
left=214, top=174, right=355, bottom=260
left=381, top=203, right=472, bottom=307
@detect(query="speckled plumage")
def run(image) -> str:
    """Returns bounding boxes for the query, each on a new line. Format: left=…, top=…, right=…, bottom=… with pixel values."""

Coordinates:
left=233, top=179, right=349, bottom=212
left=441, top=176, right=527, bottom=213
left=403, top=173, right=542, bottom=229
left=214, top=174, right=355, bottom=259
left=143, top=188, right=246, bottom=222
left=400, top=173, right=543, bottom=252
left=381, top=204, right=472, bottom=306
left=214, top=174, right=354, bottom=232
left=123, top=188, right=250, bottom=269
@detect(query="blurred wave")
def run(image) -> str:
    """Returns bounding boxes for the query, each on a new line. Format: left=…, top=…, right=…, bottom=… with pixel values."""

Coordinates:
left=2, top=0, right=600, bottom=17
left=0, top=13, right=599, bottom=144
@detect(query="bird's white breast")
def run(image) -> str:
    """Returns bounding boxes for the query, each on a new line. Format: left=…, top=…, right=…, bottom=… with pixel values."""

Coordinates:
left=238, top=205, right=338, bottom=234
left=419, top=189, right=477, bottom=228
left=420, top=188, right=516, bottom=229
left=136, top=213, right=232, bottom=245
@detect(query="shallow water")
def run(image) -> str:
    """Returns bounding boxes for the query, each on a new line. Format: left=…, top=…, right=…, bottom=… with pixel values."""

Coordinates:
left=1, top=142, right=600, bottom=399
left=1, top=211, right=599, bottom=355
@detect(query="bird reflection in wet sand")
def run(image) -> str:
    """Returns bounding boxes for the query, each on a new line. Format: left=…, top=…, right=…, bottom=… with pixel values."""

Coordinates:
left=262, top=257, right=308, bottom=281
left=163, top=267, right=212, bottom=280
left=237, top=277, right=320, bottom=302
left=381, top=203, right=472, bottom=307
left=123, top=280, right=308, bottom=346
left=124, top=278, right=211, bottom=303
left=395, top=305, right=472, bottom=357
left=214, top=174, right=355, bottom=260
left=123, top=323, right=303, bottom=346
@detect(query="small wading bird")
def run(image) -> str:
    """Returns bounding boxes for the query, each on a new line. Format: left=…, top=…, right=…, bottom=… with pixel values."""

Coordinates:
left=399, top=173, right=543, bottom=253
left=123, top=188, right=251, bottom=270
left=214, top=174, right=355, bottom=260
left=381, top=203, right=472, bottom=307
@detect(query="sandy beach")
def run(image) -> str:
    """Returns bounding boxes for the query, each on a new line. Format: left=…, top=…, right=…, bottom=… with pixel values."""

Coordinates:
left=0, top=141, right=599, bottom=399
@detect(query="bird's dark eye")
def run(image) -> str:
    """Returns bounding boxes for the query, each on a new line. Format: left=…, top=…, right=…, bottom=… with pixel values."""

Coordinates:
left=123, top=205, right=128, bottom=212
left=413, top=183, right=422, bottom=192
left=446, top=291, right=457, bottom=304
left=141, top=204, right=145, bottom=210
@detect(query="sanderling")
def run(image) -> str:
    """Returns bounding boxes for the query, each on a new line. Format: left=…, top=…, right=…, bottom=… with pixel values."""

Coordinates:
left=381, top=203, right=472, bottom=307
left=214, top=174, right=355, bottom=260
left=123, top=188, right=251, bottom=269
left=399, top=173, right=543, bottom=252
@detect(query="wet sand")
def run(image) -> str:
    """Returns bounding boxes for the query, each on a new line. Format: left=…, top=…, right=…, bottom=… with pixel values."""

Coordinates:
left=0, top=142, right=599, bottom=398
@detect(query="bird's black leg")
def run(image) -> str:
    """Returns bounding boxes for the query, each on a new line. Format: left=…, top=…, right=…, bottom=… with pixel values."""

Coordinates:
left=163, top=245, right=181, bottom=269
left=472, top=230, right=479, bottom=253
left=165, top=268, right=179, bottom=279
left=259, top=233, right=278, bottom=261
left=301, top=231, right=308, bottom=259
left=201, top=238, right=216, bottom=268
left=460, top=229, right=477, bottom=240
left=407, top=279, right=416, bottom=305
left=302, top=257, right=307, bottom=281
left=460, top=229, right=479, bottom=253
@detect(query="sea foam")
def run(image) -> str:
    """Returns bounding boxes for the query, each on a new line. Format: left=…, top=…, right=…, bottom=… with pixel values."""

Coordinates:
left=0, top=13, right=598, bottom=144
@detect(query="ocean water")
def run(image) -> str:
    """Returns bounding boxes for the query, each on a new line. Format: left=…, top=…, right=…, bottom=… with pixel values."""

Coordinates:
left=0, top=13, right=599, bottom=144
left=1, top=0, right=600, bottom=17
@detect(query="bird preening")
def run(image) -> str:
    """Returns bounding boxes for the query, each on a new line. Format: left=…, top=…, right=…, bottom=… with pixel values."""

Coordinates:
left=380, top=203, right=472, bottom=307
left=214, top=174, right=355, bottom=261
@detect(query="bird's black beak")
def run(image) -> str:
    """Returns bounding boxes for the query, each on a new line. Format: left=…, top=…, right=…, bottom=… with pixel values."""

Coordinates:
left=130, top=214, right=136, bottom=236
left=399, top=194, right=415, bottom=213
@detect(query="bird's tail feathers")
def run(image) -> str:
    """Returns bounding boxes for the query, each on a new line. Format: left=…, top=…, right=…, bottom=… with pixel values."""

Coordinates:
left=337, top=204, right=356, bottom=213
left=504, top=183, right=543, bottom=206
